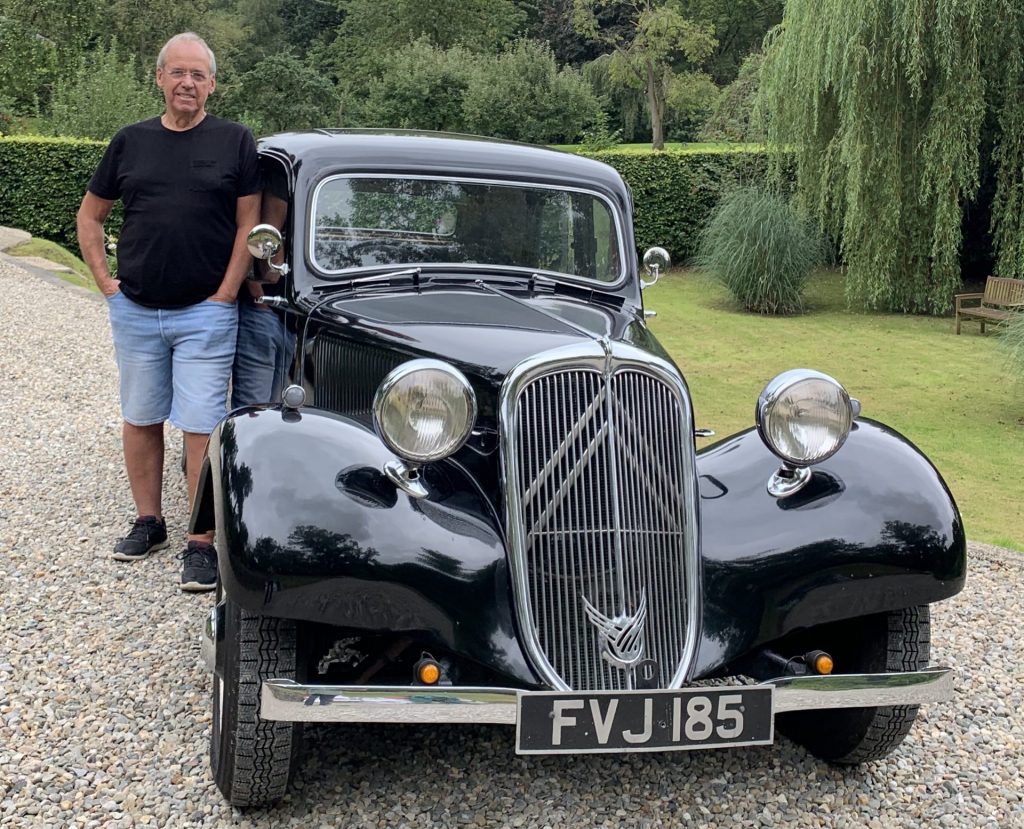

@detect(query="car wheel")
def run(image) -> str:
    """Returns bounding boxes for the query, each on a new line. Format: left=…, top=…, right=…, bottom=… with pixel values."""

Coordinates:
left=211, top=594, right=302, bottom=807
left=776, top=605, right=930, bottom=764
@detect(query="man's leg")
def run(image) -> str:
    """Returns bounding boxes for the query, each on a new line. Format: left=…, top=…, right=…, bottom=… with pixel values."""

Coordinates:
left=107, top=292, right=173, bottom=560
left=168, top=298, right=238, bottom=592
left=231, top=301, right=283, bottom=408
left=183, top=430, right=212, bottom=543
left=123, top=421, right=165, bottom=517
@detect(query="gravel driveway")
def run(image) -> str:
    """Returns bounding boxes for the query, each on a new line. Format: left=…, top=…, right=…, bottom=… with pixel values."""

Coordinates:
left=1, top=256, right=1021, bottom=829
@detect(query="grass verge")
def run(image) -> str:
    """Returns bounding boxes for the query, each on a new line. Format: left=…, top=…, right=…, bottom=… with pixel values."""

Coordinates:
left=6, top=238, right=99, bottom=292
left=648, top=268, right=1024, bottom=551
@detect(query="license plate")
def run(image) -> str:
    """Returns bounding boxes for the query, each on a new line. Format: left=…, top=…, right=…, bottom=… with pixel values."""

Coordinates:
left=516, top=686, right=774, bottom=755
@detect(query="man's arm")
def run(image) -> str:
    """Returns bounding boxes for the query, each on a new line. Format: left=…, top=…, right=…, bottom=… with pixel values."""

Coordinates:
left=209, top=192, right=262, bottom=303
left=76, top=192, right=120, bottom=297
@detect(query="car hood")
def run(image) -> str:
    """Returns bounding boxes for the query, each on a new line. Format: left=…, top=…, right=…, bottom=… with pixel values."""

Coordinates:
left=312, top=284, right=666, bottom=376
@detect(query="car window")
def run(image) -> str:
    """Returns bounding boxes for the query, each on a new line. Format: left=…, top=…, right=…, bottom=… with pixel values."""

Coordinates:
left=311, top=176, right=623, bottom=283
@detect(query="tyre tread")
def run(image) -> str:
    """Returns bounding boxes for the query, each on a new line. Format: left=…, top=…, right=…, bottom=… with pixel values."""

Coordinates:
left=831, top=605, right=931, bottom=764
left=213, top=602, right=300, bottom=808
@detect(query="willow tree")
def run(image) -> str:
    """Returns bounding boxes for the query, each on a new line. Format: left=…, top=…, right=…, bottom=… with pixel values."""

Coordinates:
left=760, top=0, right=1024, bottom=314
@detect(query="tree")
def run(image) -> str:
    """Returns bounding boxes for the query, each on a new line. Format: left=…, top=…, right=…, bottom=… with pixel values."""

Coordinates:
left=527, top=0, right=632, bottom=65
left=49, top=42, right=159, bottom=140
left=760, top=0, right=1024, bottom=314
left=358, top=39, right=601, bottom=144
left=573, top=0, right=716, bottom=149
left=103, top=0, right=215, bottom=73
left=700, top=51, right=766, bottom=142
left=217, top=52, right=338, bottom=134
left=461, top=40, right=601, bottom=143
left=678, top=0, right=782, bottom=84
left=278, top=0, right=343, bottom=53
left=315, top=0, right=526, bottom=88
left=0, top=18, right=59, bottom=114
left=358, top=40, right=476, bottom=132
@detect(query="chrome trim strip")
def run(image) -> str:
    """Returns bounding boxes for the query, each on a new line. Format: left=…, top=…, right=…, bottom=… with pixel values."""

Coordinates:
left=498, top=341, right=702, bottom=691
left=261, top=680, right=519, bottom=724
left=769, top=667, right=953, bottom=712
left=308, top=173, right=628, bottom=287
left=259, top=668, right=952, bottom=724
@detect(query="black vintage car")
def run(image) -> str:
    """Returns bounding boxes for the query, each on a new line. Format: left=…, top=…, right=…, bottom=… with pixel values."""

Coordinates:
left=193, top=130, right=966, bottom=808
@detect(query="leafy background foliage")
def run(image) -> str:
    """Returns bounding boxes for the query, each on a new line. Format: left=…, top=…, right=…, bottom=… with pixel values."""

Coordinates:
left=760, top=0, right=1024, bottom=314
left=50, top=43, right=160, bottom=141
left=1, top=0, right=1021, bottom=317
left=0, top=135, right=774, bottom=263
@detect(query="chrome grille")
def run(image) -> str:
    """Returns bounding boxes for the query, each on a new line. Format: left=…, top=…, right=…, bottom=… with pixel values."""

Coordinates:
left=502, top=343, right=699, bottom=691
left=312, top=333, right=404, bottom=419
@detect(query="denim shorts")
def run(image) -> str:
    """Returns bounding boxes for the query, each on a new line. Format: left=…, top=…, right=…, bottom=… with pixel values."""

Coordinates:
left=231, top=302, right=295, bottom=408
left=107, top=291, right=238, bottom=433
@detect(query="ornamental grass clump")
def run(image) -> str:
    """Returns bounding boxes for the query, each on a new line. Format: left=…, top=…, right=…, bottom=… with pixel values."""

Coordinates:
left=697, top=186, right=822, bottom=315
left=999, top=310, right=1024, bottom=386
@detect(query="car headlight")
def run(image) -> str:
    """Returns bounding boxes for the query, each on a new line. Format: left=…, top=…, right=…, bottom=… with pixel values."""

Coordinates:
left=756, top=370, right=853, bottom=466
left=373, top=359, right=477, bottom=463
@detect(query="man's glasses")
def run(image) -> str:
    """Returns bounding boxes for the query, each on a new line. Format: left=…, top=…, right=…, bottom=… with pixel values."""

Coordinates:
left=165, top=68, right=210, bottom=83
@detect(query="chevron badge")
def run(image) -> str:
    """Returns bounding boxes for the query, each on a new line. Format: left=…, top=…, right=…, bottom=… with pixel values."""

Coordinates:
left=582, top=590, right=648, bottom=670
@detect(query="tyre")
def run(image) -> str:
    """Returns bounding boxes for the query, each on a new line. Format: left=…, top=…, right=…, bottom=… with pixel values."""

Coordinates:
left=211, top=595, right=303, bottom=807
left=777, top=605, right=930, bottom=764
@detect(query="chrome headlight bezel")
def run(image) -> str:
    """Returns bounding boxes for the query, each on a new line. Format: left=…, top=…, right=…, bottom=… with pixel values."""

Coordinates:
left=373, top=359, right=477, bottom=464
left=756, top=369, right=854, bottom=467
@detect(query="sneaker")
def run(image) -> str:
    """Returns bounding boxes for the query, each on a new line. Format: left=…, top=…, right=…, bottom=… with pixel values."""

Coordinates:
left=112, top=516, right=168, bottom=561
left=178, top=541, right=218, bottom=593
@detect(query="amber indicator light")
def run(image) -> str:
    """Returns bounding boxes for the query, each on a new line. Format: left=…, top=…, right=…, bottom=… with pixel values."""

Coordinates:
left=418, top=661, right=441, bottom=685
left=814, top=654, right=834, bottom=675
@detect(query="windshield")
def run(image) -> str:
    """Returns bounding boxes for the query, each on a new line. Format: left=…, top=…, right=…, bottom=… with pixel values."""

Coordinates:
left=311, top=175, right=624, bottom=283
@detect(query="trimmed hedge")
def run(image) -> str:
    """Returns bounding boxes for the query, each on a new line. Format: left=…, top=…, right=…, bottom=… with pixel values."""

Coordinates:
left=0, top=136, right=123, bottom=250
left=579, top=147, right=775, bottom=264
left=0, top=136, right=775, bottom=264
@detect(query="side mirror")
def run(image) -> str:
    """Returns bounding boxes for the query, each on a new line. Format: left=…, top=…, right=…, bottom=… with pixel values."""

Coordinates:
left=246, top=224, right=290, bottom=281
left=641, top=246, right=670, bottom=289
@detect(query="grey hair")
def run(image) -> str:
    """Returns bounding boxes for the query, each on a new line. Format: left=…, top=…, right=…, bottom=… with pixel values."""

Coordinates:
left=157, top=32, right=217, bottom=77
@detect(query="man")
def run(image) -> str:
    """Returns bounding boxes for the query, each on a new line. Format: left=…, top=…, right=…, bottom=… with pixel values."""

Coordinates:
left=77, top=32, right=261, bottom=592
left=231, top=185, right=295, bottom=408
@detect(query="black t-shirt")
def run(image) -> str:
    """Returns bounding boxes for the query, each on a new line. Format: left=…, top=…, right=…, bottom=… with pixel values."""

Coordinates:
left=88, top=115, right=261, bottom=308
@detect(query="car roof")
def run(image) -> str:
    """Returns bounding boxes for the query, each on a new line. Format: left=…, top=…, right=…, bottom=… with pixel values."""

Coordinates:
left=256, top=129, right=630, bottom=199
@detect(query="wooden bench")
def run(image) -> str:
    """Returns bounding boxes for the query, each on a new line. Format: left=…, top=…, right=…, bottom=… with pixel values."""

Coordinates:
left=955, top=276, right=1024, bottom=334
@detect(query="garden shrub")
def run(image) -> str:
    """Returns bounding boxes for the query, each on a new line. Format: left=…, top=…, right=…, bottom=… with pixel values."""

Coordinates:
left=0, top=136, right=122, bottom=249
left=696, top=186, right=822, bottom=314
left=1000, top=310, right=1024, bottom=386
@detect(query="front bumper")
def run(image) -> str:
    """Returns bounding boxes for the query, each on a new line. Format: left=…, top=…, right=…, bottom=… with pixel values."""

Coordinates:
left=259, top=668, right=952, bottom=724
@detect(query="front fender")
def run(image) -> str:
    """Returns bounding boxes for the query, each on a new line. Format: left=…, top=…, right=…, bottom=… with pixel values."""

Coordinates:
left=693, top=417, right=967, bottom=676
left=200, top=406, right=538, bottom=687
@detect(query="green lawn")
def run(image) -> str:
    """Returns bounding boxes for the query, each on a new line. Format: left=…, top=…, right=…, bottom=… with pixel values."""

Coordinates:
left=6, top=238, right=99, bottom=293
left=647, top=268, right=1024, bottom=551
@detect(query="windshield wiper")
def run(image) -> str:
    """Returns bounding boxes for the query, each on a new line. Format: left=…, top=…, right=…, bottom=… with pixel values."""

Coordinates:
left=259, top=267, right=424, bottom=311
left=310, top=267, right=423, bottom=296
left=473, top=278, right=605, bottom=341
